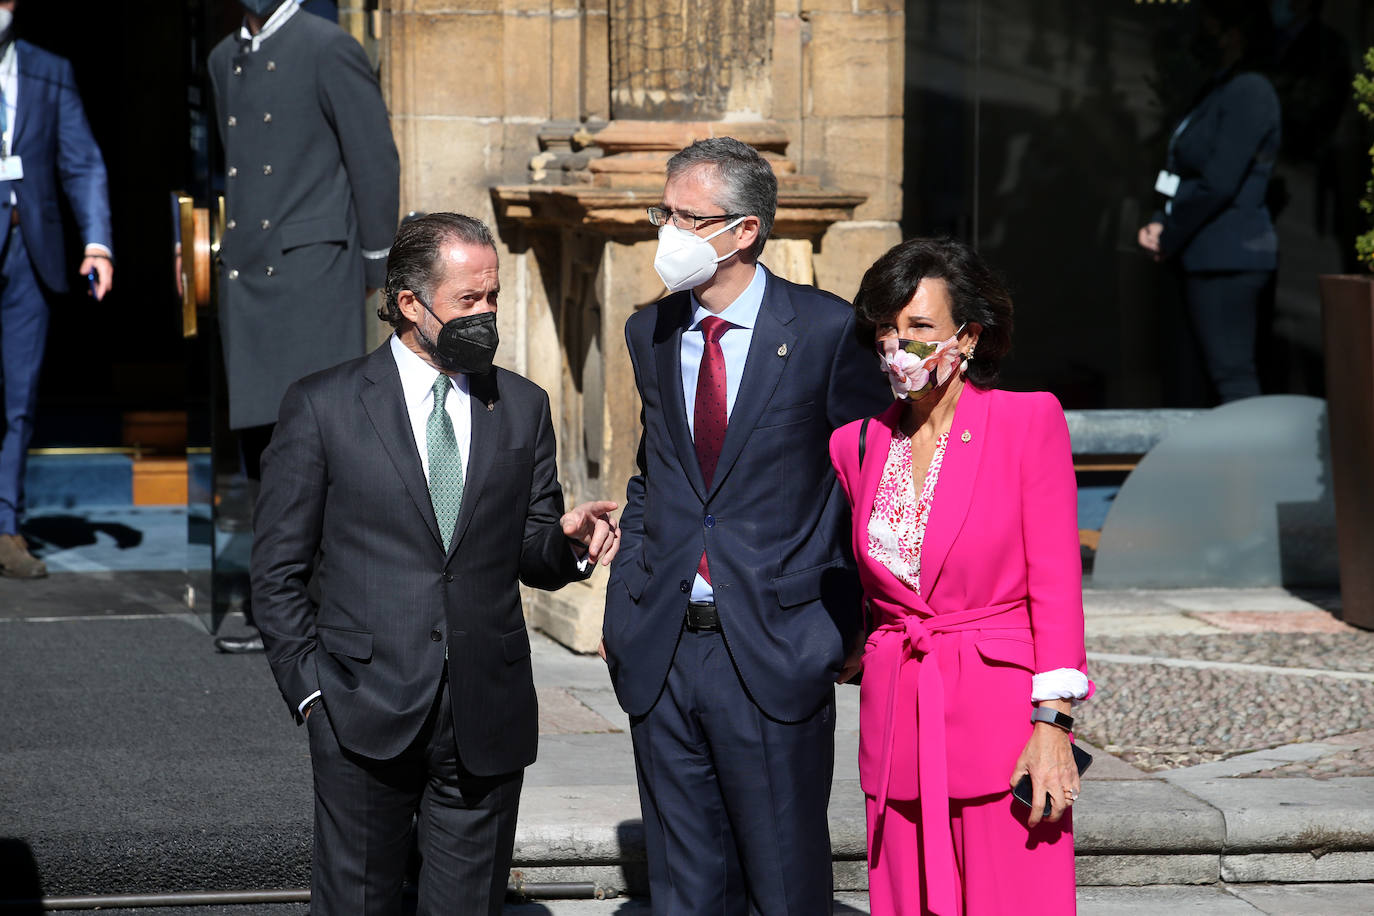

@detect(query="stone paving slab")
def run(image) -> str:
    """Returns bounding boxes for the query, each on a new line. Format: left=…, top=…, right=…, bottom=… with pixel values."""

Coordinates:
left=1086, top=613, right=1227, bottom=636
left=1075, top=885, right=1266, bottom=914
left=1190, top=610, right=1358, bottom=634
left=1070, top=781, right=1226, bottom=853
left=1169, top=777, right=1374, bottom=852
left=1075, top=853, right=1219, bottom=886
left=1227, top=882, right=1374, bottom=915
left=1221, top=850, right=1374, bottom=883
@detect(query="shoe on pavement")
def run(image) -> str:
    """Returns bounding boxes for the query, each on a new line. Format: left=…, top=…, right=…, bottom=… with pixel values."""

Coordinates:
left=214, top=632, right=266, bottom=654
left=0, top=533, right=47, bottom=578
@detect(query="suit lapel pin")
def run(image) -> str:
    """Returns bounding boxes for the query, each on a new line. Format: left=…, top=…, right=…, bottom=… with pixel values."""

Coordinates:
left=961, top=429, right=972, bottom=443
left=486, top=400, right=495, bottom=411
left=777, top=344, right=788, bottom=357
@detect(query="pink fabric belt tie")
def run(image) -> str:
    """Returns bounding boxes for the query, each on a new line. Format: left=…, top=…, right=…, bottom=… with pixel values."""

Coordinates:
left=866, top=598, right=1031, bottom=916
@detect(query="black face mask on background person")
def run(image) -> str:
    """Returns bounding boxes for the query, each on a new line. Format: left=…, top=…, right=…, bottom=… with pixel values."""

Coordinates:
left=414, top=297, right=500, bottom=376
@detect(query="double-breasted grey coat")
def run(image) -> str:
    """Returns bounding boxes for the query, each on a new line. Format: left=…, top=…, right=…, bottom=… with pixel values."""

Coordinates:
left=209, top=9, right=399, bottom=430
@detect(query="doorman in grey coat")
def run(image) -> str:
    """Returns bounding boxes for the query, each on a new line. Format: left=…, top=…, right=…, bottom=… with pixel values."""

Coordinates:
left=209, top=0, right=399, bottom=435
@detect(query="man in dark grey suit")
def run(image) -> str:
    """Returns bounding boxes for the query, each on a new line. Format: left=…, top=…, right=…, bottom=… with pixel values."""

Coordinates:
left=209, top=0, right=400, bottom=651
left=250, top=213, right=620, bottom=915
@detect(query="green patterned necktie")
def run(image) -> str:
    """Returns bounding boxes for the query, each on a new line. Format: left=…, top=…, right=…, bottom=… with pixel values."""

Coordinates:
left=427, top=373, right=465, bottom=552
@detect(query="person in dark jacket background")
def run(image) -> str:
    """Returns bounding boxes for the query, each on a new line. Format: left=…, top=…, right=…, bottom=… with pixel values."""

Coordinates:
left=1138, top=0, right=1280, bottom=404
left=0, top=0, right=113, bottom=579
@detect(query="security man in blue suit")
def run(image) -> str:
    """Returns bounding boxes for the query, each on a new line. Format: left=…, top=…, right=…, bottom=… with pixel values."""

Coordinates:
left=0, top=0, right=113, bottom=579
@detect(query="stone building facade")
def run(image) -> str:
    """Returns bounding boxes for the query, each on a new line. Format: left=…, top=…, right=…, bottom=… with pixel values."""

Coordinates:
left=371, top=0, right=905, bottom=650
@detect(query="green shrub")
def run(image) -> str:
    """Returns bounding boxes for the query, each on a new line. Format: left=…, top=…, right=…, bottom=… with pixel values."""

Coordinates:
left=1357, top=47, right=1374, bottom=271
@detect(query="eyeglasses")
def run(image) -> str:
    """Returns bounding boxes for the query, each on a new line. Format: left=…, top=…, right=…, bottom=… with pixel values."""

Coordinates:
left=646, top=207, right=746, bottom=231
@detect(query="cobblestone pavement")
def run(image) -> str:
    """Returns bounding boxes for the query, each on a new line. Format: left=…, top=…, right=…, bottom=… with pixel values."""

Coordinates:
left=1080, top=605, right=1374, bottom=775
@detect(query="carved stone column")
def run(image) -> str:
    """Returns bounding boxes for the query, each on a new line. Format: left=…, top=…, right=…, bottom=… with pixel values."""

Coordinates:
left=609, top=0, right=773, bottom=120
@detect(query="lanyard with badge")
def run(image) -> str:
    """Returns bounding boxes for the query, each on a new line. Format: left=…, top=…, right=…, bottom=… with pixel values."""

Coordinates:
left=0, top=43, right=22, bottom=182
left=1154, top=111, right=1193, bottom=211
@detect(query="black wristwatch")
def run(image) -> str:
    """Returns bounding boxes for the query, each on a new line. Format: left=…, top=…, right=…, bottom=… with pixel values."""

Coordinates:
left=1030, top=706, right=1074, bottom=732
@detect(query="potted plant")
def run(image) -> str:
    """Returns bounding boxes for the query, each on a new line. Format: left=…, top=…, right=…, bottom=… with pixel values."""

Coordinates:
left=1318, top=46, right=1374, bottom=629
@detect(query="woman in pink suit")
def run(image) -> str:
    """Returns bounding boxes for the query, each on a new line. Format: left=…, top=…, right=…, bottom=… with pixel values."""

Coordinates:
left=829, top=238, right=1093, bottom=915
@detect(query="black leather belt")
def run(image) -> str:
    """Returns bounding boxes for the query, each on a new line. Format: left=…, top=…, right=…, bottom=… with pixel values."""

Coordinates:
left=685, top=601, right=720, bottom=632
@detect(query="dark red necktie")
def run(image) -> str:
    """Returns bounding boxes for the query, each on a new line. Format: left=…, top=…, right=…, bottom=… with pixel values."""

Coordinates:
left=694, top=316, right=732, bottom=582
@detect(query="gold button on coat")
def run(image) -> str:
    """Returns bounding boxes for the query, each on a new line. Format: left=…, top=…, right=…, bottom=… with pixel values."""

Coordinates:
left=261, top=219, right=271, bottom=230
left=227, top=219, right=237, bottom=230
left=265, top=266, right=275, bottom=276
left=263, top=113, right=272, bottom=123
left=262, top=164, right=272, bottom=175
left=266, top=60, right=276, bottom=71
left=228, top=269, right=239, bottom=279
left=233, top=65, right=242, bottom=75
left=227, top=167, right=237, bottom=178
left=226, top=116, right=237, bottom=127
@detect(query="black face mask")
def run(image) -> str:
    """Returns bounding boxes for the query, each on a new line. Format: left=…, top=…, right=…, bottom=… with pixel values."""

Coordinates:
left=415, top=297, right=499, bottom=376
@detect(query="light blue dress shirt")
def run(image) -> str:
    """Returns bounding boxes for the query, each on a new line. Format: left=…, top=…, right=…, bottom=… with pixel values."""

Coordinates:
left=680, top=263, right=766, bottom=602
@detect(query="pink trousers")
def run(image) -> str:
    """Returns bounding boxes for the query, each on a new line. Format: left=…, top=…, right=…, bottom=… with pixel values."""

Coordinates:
left=865, top=792, right=1076, bottom=916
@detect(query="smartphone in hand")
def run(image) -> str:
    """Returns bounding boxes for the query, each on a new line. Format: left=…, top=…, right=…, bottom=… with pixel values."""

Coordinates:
left=1012, top=743, right=1094, bottom=818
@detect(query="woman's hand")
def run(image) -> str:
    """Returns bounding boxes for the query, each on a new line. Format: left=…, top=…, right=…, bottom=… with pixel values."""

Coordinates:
left=1008, top=701, right=1080, bottom=829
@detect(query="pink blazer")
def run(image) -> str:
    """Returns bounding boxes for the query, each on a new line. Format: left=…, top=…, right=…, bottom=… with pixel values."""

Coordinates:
left=829, top=385, right=1090, bottom=839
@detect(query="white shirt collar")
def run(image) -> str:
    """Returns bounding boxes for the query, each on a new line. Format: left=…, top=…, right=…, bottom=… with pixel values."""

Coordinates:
left=390, top=333, right=468, bottom=409
left=239, top=0, right=300, bottom=53
left=690, top=263, right=766, bottom=331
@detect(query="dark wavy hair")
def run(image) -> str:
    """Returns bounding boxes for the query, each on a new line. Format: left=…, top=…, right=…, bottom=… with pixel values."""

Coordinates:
left=377, top=212, right=496, bottom=329
left=852, top=237, right=1013, bottom=389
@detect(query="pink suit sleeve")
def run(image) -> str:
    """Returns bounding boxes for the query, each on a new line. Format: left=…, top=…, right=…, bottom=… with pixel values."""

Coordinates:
left=1020, top=394, right=1094, bottom=697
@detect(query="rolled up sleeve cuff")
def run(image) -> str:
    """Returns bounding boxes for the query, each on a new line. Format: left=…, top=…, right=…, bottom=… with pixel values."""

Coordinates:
left=1031, top=668, right=1092, bottom=706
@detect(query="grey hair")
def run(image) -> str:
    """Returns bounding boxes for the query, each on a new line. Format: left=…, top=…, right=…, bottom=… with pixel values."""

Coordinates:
left=378, top=212, right=496, bottom=329
left=666, top=138, right=777, bottom=260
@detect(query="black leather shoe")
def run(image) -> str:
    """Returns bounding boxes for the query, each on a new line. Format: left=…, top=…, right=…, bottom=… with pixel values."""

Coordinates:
left=214, top=633, right=265, bottom=654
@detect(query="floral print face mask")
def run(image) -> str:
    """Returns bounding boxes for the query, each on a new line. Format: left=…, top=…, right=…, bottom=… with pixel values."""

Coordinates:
left=877, top=324, right=966, bottom=400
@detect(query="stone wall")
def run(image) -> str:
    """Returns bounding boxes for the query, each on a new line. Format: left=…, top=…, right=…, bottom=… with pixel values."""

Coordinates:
left=378, top=0, right=905, bottom=651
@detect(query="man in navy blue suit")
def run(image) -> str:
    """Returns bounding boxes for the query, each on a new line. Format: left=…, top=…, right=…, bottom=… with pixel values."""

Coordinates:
left=0, top=0, right=112, bottom=579
left=602, top=138, right=889, bottom=913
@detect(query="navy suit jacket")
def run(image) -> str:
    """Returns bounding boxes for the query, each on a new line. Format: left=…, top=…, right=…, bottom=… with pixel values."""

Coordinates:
left=1156, top=70, right=1280, bottom=273
left=1, top=41, right=110, bottom=293
left=603, top=268, right=891, bottom=722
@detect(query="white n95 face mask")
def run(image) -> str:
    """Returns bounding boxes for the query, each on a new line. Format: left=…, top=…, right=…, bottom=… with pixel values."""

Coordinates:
left=653, top=217, right=745, bottom=293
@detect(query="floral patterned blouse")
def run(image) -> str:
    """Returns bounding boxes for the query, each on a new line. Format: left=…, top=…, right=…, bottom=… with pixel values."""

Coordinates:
left=867, top=430, right=950, bottom=595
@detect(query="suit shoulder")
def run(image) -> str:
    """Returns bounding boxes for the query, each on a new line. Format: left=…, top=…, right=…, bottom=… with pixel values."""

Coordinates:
left=298, top=13, right=371, bottom=64
left=985, top=388, right=1069, bottom=441
left=293, top=352, right=371, bottom=397
left=1224, top=71, right=1280, bottom=107
left=16, top=41, right=71, bottom=79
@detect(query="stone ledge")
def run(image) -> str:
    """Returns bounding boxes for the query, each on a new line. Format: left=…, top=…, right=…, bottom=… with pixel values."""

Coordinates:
left=1064, top=409, right=1204, bottom=457
left=1168, top=777, right=1374, bottom=853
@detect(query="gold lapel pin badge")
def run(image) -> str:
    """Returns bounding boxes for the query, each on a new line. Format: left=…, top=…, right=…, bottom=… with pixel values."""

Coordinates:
left=961, top=429, right=972, bottom=443
left=777, top=344, right=788, bottom=357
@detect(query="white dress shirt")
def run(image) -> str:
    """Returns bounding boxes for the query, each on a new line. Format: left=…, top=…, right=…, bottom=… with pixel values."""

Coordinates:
left=390, top=333, right=472, bottom=482
left=680, top=263, right=766, bottom=602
